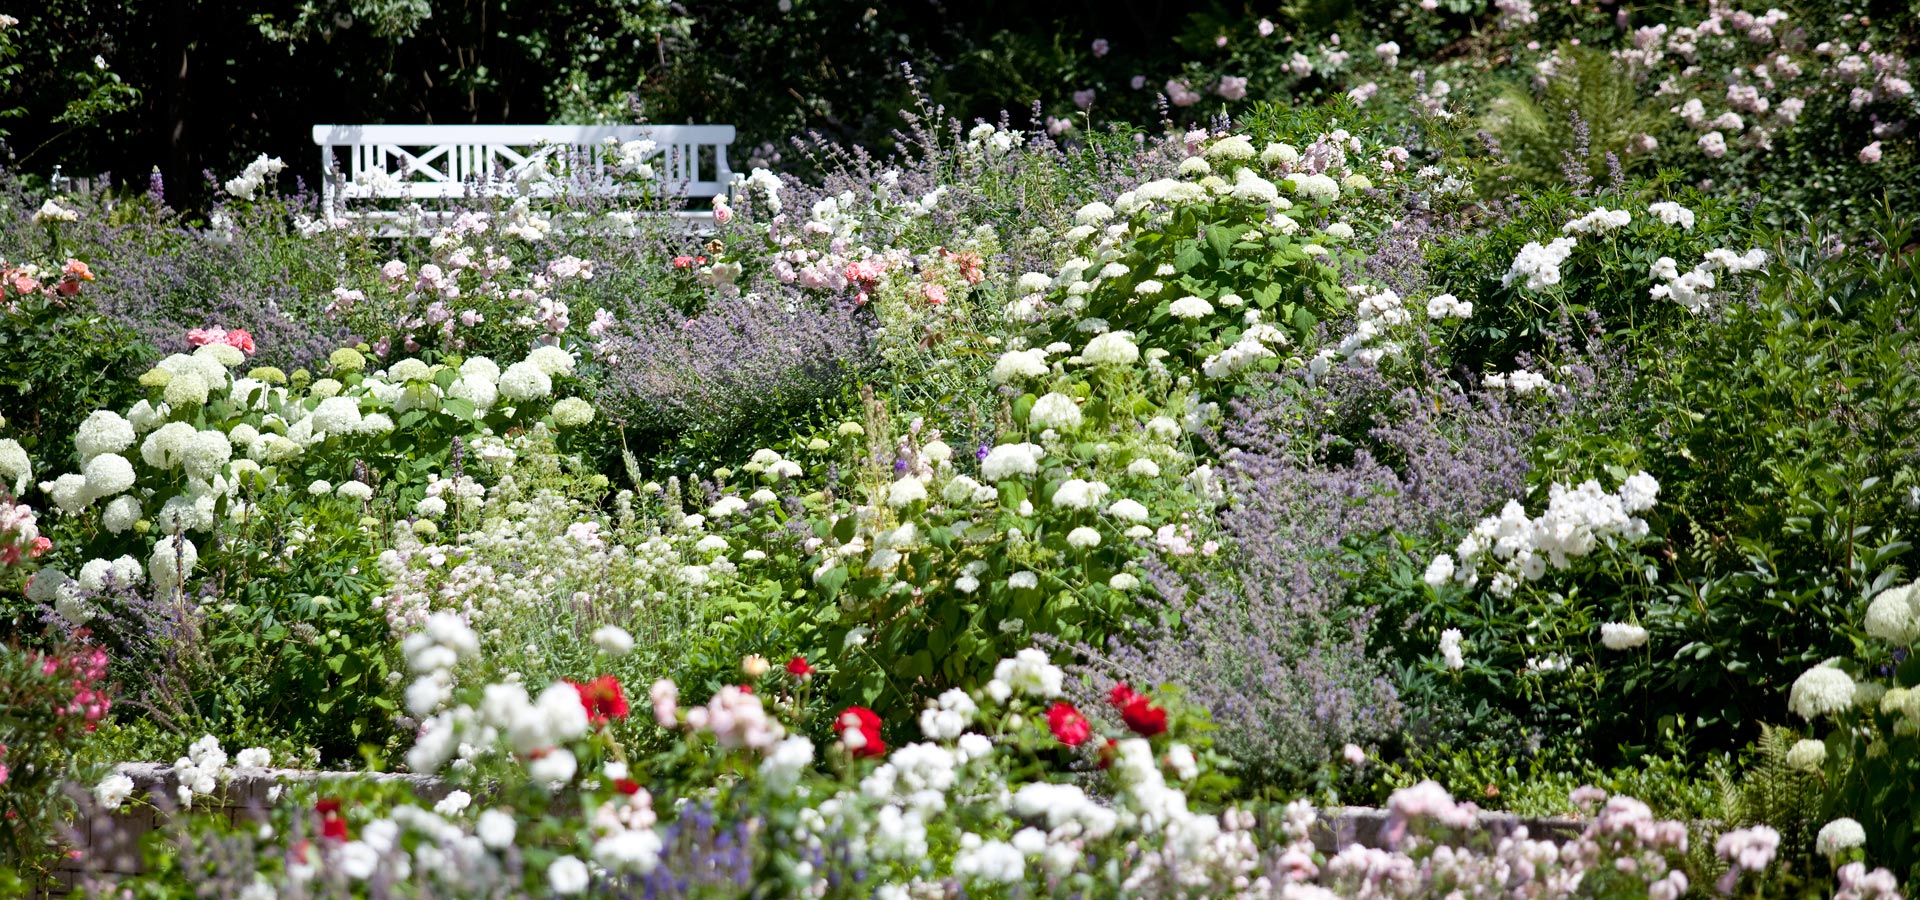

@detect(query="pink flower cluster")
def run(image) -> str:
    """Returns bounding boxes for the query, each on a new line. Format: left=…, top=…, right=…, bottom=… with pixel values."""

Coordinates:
left=677, top=683, right=786, bottom=751
left=2, top=258, right=95, bottom=310
left=186, top=327, right=256, bottom=355
left=1, top=497, right=50, bottom=567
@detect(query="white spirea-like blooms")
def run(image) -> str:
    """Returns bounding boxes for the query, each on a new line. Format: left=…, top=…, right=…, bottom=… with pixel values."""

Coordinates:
left=76, top=411, right=136, bottom=462
left=1028, top=393, right=1083, bottom=432
left=476, top=809, right=517, bottom=849
left=164, top=371, right=210, bottom=407
left=182, top=430, right=232, bottom=481
left=1788, top=665, right=1857, bottom=720
left=1074, top=201, right=1115, bottom=225
left=992, top=648, right=1064, bottom=698
left=1428, top=291, right=1466, bottom=318
left=1444, top=473, right=1658, bottom=595
left=1287, top=173, right=1340, bottom=203
left=1439, top=628, right=1465, bottom=670
left=499, top=362, right=553, bottom=402
left=990, top=349, right=1050, bottom=384
left=388, top=358, right=431, bottom=383
left=1502, top=237, right=1577, bottom=291
left=1648, top=201, right=1696, bottom=229
left=311, top=396, right=363, bottom=435
left=449, top=376, right=499, bottom=411
left=1562, top=207, right=1632, bottom=235
left=980, top=443, right=1043, bottom=482
left=460, top=356, right=501, bottom=382
left=1423, top=554, right=1455, bottom=587
left=1600, top=622, right=1649, bottom=650
left=1816, top=818, right=1867, bottom=858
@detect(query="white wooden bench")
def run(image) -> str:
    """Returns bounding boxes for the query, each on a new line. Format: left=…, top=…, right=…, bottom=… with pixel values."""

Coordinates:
left=310, top=124, right=735, bottom=229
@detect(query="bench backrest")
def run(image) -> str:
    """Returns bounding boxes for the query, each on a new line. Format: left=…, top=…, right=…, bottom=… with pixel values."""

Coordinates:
left=310, top=124, right=735, bottom=213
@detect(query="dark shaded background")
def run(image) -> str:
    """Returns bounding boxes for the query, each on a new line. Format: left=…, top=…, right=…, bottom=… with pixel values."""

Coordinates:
left=2, top=0, right=1243, bottom=207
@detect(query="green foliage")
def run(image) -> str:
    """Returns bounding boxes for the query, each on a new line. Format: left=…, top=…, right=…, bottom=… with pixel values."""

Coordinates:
left=1430, top=214, right=1920, bottom=763
left=1481, top=46, right=1661, bottom=190
left=1423, top=181, right=1754, bottom=370
left=0, top=281, right=153, bottom=486
left=1718, top=724, right=1825, bottom=854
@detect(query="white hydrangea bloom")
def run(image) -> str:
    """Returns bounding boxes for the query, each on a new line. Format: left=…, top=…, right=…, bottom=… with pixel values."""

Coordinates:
left=526, top=345, right=577, bottom=377
left=990, top=349, right=1050, bottom=384
left=79, top=452, right=136, bottom=501
left=1168, top=296, right=1215, bottom=319
left=1788, top=665, right=1857, bottom=720
left=499, top=362, right=553, bottom=402
left=1081, top=331, right=1139, bottom=367
left=1028, top=393, right=1083, bottom=432
left=76, top=411, right=136, bottom=462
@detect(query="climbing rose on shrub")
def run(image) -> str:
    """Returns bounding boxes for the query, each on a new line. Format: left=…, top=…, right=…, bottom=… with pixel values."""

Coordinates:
left=834, top=706, right=886, bottom=757
left=1109, top=684, right=1168, bottom=737
left=1047, top=702, right=1092, bottom=746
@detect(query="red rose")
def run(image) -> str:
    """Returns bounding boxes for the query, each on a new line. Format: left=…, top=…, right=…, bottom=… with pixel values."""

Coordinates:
left=1118, top=694, right=1168, bottom=737
left=1046, top=702, right=1092, bottom=747
left=786, top=656, right=815, bottom=678
left=1109, top=683, right=1167, bottom=737
left=569, top=676, right=631, bottom=725
left=224, top=329, right=256, bottom=354
left=614, top=778, right=642, bottom=795
left=315, top=798, right=348, bottom=840
left=833, top=706, right=886, bottom=758
left=673, top=255, right=696, bottom=269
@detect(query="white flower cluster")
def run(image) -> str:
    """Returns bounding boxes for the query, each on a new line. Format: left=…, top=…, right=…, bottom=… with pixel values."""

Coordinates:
left=1424, top=292, right=1473, bottom=320
left=1650, top=247, right=1768, bottom=312
left=170, top=735, right=271, bottom=808
left=1430, top=472, right=1659, bottom=597
left=1502, top=237, right=1577, bottom=292
left=1561, top=207, right=1632, bottom=235
left=224, top=154, right=287, bottom=201
left=1647, top=201, right=1696, bottom=230
left=1201, top=312, right=1289, bottom=379
left=1864, top=580, right=1920, bottom=644
left=1600, top=622, right=1650, bottom=650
